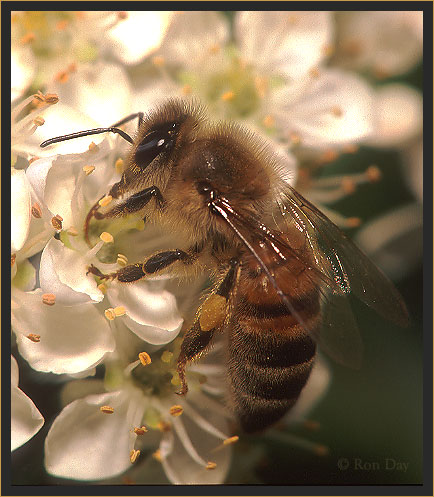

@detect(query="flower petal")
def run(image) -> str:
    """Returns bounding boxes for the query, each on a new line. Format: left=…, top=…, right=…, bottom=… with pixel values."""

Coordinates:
left=107, top=280, right=183, bottom=345
left=44, top=389, right=145, bottom=480
left=236, top=11, right=333, bottom=79
left=11, top=168, right=32, bottom=253
left=11, top=45, right=36, bottom=102
left=12, top=288, right=115, bottom=374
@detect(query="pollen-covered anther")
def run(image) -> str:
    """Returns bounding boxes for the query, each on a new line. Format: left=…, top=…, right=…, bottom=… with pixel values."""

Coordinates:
left=221, top=91, right=235, bottom=102
left=134, top=426, right=148, bottom=435
left=152, top=55, right=165, bottom=67
left=100, top=232, right=114, bottom=243
left=117, top=253, right=128, bottom=267
left=129, top=449, right=140, bottom=463
left=341, top=177, right=356, bottom=195
left=157, top=420, right=171, bottom=432
left=263, top=115, right=275, bottom=129
left=26, top=333, right=41, bottom=343
left=331, top=106, right=343, bottom=117
left=97, top=283, right=107, bottom=294
left=182, top=84, right=192, bottom=95
left=114, top=306, right=126, bottom=317
left=83, top=165, right=95, bottom=176
left=139, top=351, right=152, bottom=366
left=98, top=195, right=113, bottom=207
left=33, top=116, right=45, bottom=127
left=169, top=405, right=184, bottom=417
left=42, top=293, right=56, bottom=306
left=31, top=203, right=43, bottom=219
left=104, top=308, right=116, bottom=321
left=20, top=32, right=35, bottom=44
left=152, top=449, right=162, bottom=462
left=223, top=435, right=239, bottom=446
left=51, top=214, right=63, bottom=230
left=100, top=405, right=115, bottom=414
left=366, top=165, right=381, bottom=182
left=206, top=461, right=217, bottom=470
left=33, top=92, right=59, bottom=105
left=55, top=70, right=69, bottom=84
left=11, top=254, right=16, bottom=266
left=88, top=141, right=99, bottom=152
left=115, top=158, right=124, bottom=174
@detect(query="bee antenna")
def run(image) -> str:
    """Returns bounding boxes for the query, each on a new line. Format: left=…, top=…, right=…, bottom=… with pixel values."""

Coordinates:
left=40, top=126, right=134, bottom=148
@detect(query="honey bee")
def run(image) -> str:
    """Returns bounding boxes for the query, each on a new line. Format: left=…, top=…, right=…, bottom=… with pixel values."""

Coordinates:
left=41, top=100, right=409, bottom=433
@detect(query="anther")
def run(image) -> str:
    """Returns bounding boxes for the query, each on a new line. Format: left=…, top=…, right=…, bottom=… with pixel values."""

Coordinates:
left=331, top=106, right=343, bottom=117
left=100, top=232, right=114, bottom=243
left=104, top=308, right=116, bottom=321
left=100, top=405, right=115, bottom=414
left=55, top=70, right=69, bottom=84
left=130, top=449, right=140, bottom=463
left=263, top=115, right=275, bottom=128
left=83, top=165, right=95, bottom=176
left=153, top=449, right=162, bottom=462
left=152, top=55, right=165, bottom=67
left=169, top=405, right=183, bottom=417
left=88, top=142, right=98, bottom=152
left=98, top=195, right=113, bottom=208
left=206, top=461, right=217, bottom=470
left=223, top=435, right=239, bottom=446
left=117, top=254, right=128, bottom=267
left=118, top=11, right=128, bottom=20
left=51, top=214, right=63, bottom=230
left=114, top=306, right=126, bottom=317
left=139, top=352, right=152, bottom=366
left=366, top=165, right=381, bottom=182
left=115, top=158, right=124, bottom=174
left=157, top=421, right=171, bottom=432
left=341, top=177, right=356, bottom=195
left=42, top=293, right=56, bottom=306
left=346, top=217, right=361, bottom=228
left=33, top=116, right=45, bottom=127
left=26, top=333, right=41, bottom=343
left=11, top=254, right=16, bottom=267
left=314, top=444, right=329, bottom=456
left=318, top=149, right=339, bottom=164
left=134, top=426, right=148, bottom=435
left=97, top=283, right=107, bottom=294
left=221, top=91, right=235, bottom=102
left=20, top=32, right=35, bottom=44
left=31, top=203, right=42, bottom=219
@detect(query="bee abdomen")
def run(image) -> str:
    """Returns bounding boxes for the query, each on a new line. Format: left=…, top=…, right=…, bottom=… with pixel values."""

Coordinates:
left=228, top=321, right=316, bottom=433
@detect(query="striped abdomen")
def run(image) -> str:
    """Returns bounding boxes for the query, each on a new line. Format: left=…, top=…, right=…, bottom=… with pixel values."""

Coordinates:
left=228, top=249, right=321, bottom=433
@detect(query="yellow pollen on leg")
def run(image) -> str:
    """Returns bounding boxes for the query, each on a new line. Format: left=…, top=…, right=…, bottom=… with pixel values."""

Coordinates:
left=130, top=449, right=140, bottom=463
left=139, top=351, right=152, bottom=366
left=169, top=405, right=183, bottom=417
left=83, top=165, right=95, bottom=176
left=117, top=254, right=128, bottom=267
left=199, top=294, right=227, bottom=332
left=100, top=405, right=115, bottom=414
left=100, top=232, right=114, bottom=243
left=161, top=350, right=173, bottom=363
left=98, top=195, right=113, bottom=207
left=26, top=333, right=41, bottom=343
left=42, top=293, right=56, bottom=306
left=115, top=158, right=125, bottom=174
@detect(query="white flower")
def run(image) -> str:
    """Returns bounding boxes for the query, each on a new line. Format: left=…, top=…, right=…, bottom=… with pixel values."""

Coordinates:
left=11, top=355, right=44, bottom=451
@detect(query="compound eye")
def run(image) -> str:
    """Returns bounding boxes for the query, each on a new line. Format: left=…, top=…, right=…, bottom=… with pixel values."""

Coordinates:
left=134, top=122, right=179, bottom=168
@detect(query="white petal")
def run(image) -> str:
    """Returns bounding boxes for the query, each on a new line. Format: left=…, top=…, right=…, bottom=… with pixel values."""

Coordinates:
left=273, top=69, right=374, bottom=148
left=39, top=239, right=104, bottom=304
left=404, top=139, right=423, bottom=202
left=107, top=280, right=183, bottom=345
left=11, top=356, right=44, bottom=451
left=368, top=84, right=423, bottom=148
left=12, top=259, right=36, bottom=291
left=236, top=11, right=333, bottom=79
left=12, top=288, right=115, bottom=374
left=355, top=203, right=423, bottom=281
left=107, top=12, right=172, bottom=65
left=11, top=45, right=36, bottom=102
left=52, top=63, right=132, bottom=126
left=158, top=11, right=229, bottom=69
left=45, top=389, right=145, bottom=480
left=11, top=168, right=32, bottom=253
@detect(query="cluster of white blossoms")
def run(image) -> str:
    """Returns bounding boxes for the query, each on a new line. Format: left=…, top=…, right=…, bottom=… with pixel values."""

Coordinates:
left=11, top=10, right=422, bottom=484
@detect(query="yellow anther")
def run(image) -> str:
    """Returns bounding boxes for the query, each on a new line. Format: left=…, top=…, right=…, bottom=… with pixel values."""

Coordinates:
left=44, top=93, right=59, bottom=104
left=366, top=165, right=381, bottom=182
left=100, top=405, right=115, bottom=414
left=83, top=165, right=95, bottom=176
left=33, top=116, right=45, bottom=127
left=51, top=214, right=63, bottom=230
left=31, top=203, right=42, bottom=219
left=118, top=11, right=128, bottom=20
left=318, top=149, right=339, bottom=164
left=206, top=461, right=217, bottom=470
left=161, top=350, right=173, bottom=363
left=199, top=294, right=227, bottom=332
left=223, top=435, right=239, bottom=446
left=262, top=115, right=275, bottom=129
left=26, top=333, right=41, bottom=343
left=152, top=449, right=162, bottom=462
left=157, top=420, right=171, bottom=432
left=114, top=306, right=126, bottom=317
left=152, top=55, right=165, bottom=67
left=104, top=308, right=116, bottom=321
left=139, top=351, right=152, bottom=366
left=88, top=142, right=98, bottom=152
left=42, top=293, right=56, bottom=306
left=134, top=426, right=148, bottom=435
left=130, top=449, right=140, bottom=463
left=11, top=254, right=16, bottom=267
left=100, top=232, right=114, bottom=243
left=221, top=91, right=235, bottom=102
left=98, top=195, right=113, bottom=207
left=97, top=283, right=107, bottom=294
left=66, top=227, right=79, bottom=236
left=115, top=158, right=124, bottom=174
left=169, top=405, right=183, bottom=417
left=117, top=254, right=128, bottom=267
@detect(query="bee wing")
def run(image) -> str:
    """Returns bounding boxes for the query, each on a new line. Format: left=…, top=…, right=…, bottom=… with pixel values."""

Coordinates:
left=277, top=184, right=409, bottom=327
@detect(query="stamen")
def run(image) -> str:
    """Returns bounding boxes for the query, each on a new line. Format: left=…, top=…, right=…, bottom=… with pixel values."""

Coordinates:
left=157, top=420, right=172, bottom=432
left=51, top=214, right=63, bottom=230
left=152, top=449, right=162, bottom=462
left=331, top=106, right=343, bottom=117
left=266, top=429, right=329, bottom=456
left=42, top=293, right=56, bottom=306
left=206, top=461, right=217, bottom=470
left=172, top=417, right=208, bottom=466
left=98, top=195, right=113, bottom=208
left=26, top=333, right=41, bottom=342
left=104, top=308, right=116, bottom=321
left=54, top=70, right=69, bottom=84
left=116, top=253, right=128, bottom=267
left=134, top=426, right=148, bottom=435
left=88, top=142, right=99, bottom=152
left=100, top=405, right=115, bottom=414
left=221, top=91, right=235, bottom=102
left=181, top=402, right=228, bottom=440
left=129, top=449, right=140, bottom=463
left=11, top=254, right=16, bottom=266
left=117, top=11, right=128, bottom=20
left=83, top=165, right=95, bottom=176
left=100, top=232, right=114, bottom=244
left=33, top=116, right=45, bottom=127
left=169, top=405, right=184, bottom=417
left=114, top=306, right=126, bottom=317
left=115, top=158, right=124, bottom=174
left=223, top=435, right=239, bottom=445
left=366, top=165, right=381, bottom=182
left=317, top=149, right=339, bottom=164
left=139, top=351, right=152, bottom=366
left=341, top=177, right=356, bottom=195
left=31, top=203, right=42, bottom=219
